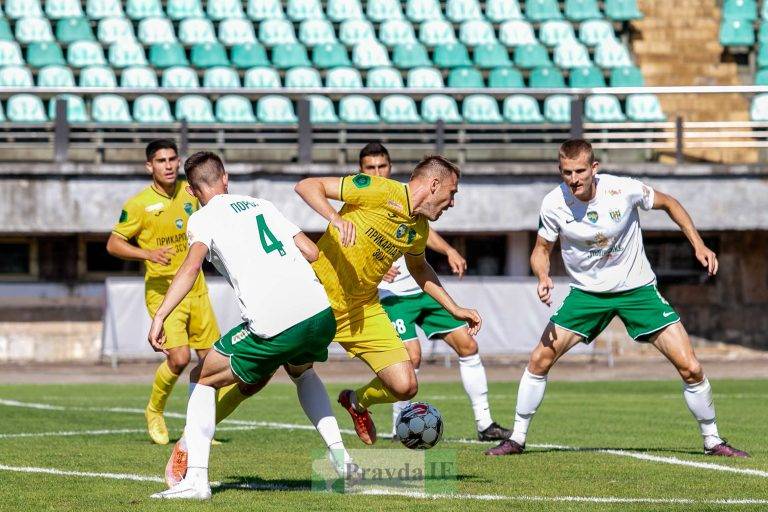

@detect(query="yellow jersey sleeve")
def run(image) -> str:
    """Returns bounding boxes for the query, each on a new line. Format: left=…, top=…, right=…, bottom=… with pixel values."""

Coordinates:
left=339, top=174, right=394, bottom=209
left=112, top=197, right=144, bottom=240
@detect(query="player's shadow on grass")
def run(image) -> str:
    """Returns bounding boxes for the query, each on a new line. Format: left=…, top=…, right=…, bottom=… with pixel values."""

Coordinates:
left=531, top=446, right=702, bottom=456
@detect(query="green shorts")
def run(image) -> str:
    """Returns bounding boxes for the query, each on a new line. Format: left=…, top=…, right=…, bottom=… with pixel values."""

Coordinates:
left=214, top=307, right=336, bottom=384
left=551, top=284, right=680, bottom=343
left=380, top=292, right=467, bottom=342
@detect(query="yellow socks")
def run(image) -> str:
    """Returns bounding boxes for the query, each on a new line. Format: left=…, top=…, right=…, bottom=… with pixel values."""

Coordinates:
left=355, top=377, right=398, bottom=409
left=148, top=360, right=179, bottom=413
left=215, top=383, right=250, bottom=424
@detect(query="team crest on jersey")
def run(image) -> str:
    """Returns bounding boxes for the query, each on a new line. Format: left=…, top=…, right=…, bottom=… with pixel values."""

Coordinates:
left=175, top=218, right=184, bottom=229
left=395, top=223, right=408, bottom=239
left=119, top=210, right=128, bottom=223
left=587, top=211, right=599, bottom=223
left=407, top=228, right=417, bottom=244
left=183, top=202, right=194, bottom=216
left=609, top=209, right=622, bottom=222
left=352, top=174, right=371, bottom=189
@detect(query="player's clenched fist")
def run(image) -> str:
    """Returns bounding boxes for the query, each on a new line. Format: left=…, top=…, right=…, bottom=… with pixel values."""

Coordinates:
left=148, top=316, right=169, bottom=355
left=147, top=246, right=174, bottom=265
left=537, top=276, right=554, bottom=306
left=454, top=308, right=482, bottom=336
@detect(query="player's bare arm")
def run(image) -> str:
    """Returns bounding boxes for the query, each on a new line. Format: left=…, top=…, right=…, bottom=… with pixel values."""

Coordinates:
left=530, top=235, right=556, bottom=306
left=293, top=232, right=320, bottom=262
left=652, top=190, right=718, bottom=276
left=426, top=227, right=467, bottom=277
left=294, top=176, right=356, bottom=247
left=106, top=233, right=174, bottom=265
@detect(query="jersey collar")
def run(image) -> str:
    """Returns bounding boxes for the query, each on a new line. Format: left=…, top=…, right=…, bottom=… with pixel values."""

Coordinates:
left=150, top=181, right=181, bottom=200
left=404, top=183, right=413, bottom=217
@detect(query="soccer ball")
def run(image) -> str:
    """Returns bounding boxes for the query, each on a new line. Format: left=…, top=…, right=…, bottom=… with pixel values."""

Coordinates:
left=395, top=402, right=443, bottom=450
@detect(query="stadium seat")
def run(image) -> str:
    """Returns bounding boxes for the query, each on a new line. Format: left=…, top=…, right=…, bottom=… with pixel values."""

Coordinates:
left=554, top=41, right=591, bottom=68
left=167, top=0, right=204, bottom=19
left=207, top=0, right=244, bottom=20
left=26, top=42, right=63, bottom=67
left=231, top=43, right=269, bottom=68
left=299, top=19, right=337, bottom=47
left=419, top=20, right=457, bottom=46
left=569, top=65, right=605, bottom=87
left=539, top=21, right=577, bottom=47
left=433, top=43, right=472, bottom=67
left=750, top=93, right=768, bottom=120
left=504, top=94, right=545, bottom=123
left=406, top=0, right=444, bottom=22
left=585, top=94, right=626, bottom=122
left=7, top=94, right=47, bottom=122
left=257, top=95, right=297, bottom=123
left=366, top=66, right=403, bottom=88
left=284, top=66, right=322, bottom=88
left=312, top=43, right=351, bottom=68
left=407, top=67, right=444, bottom=88
left=604, top=0, right=642, bottom=21
left=46, top=0, right=83, bottom=19
left=761, top=1, right=768, bottom=20
left=162, top=66, right=200, bottom=88
left=421, top=94, right=462, bottom=122
left=48, top=94, right=88, bottom=122
left=327, top=0, right=364, bottom=22
left=758, top=44, right=768, bottom=67
left=594, top=41, right=633, bottom=68
left=37, top=65, right=75, bottom=87
left=15, top=17, right=54, bottom=44
left=367, top=0, right=404, bottom=22
left=529, top=66, right=565, bottom=87
left=203, top=66, right=241, bottom=88
left=488, top=67, right=524, bottom=87
left=216, top=95, right=257, bottom=123
left=485, top=0, right=523, bottom=22
left=463, top=94, right=503, bottom=123
left=380, top=94, right=422, bottom=122
left=393, top=43, right=432, bottom=69
left=272, top=43, right=311, bottom=69
left=579, top=19, right=617, bottom=47
left=92, top=94, right=132, bottom=123
left=109, top=40, right=148, bottom=67
left=149, top=42, right=189, bottom=68
left=564, top=0, right=601, bottom=21
left=339, top=95, right=380, bottom=122
left=243, top=66, right=281, bottom=87
left=307, top=95, right=338, bottom=123
left=133, top=94, right=174, bottom=122
left=447, top=0, right=483, bottom=22
left=98, top=17, right=135, bottom=44
left=287, top=0, right=323, bottom=21
left=248, top=0, right=285, bottom=20
left=759, top=22, right=768, bottom=43
left=219, top=19, right=257, bottom=46
left=499, top=20, right=537, bottom=47
left=326, top=66, right=362, bottom=88
left=720, top=19, right=755, bottom=46
left=126, top=0, right=164, bottom=19
left=475, top=43, right=513, bottom=68
left=352, top=40, right=391, bottom=69
left=79, top=65, right=117, bottom=87
left=87, top=0, right=124, bottom=19
left=723, top=0, right=757, bottom=21
left=514, top=43, right=551, bottom=69
left=175, top=95, right=215, bottom=123
left=610, top=66, right=644, bottom=87
left=379, top=20, right=417, bottom=47
left=191, top=42, right=230, bottom=68
left=179, top=18, right=217, bottom=45
left=5, top=0, right=43, bottom=19
left=259, top=19, right=297, bottom=46
left=755, top=68, right=768, bottom=85
left=625, top=94, right=665, bottom=121
left=460, top=20, right=497, bottom=47
left=68, top=41, right=106, bottom=68
left=340, top=19, right=376, bottom=46
left=447, top=67, right=484, bottom=87
left=120, top=66, right=158, bottom=88
left=138, top=17, right=176, bottom=44
left=0, top=20, right=12, bottom=42
left=0, top=66, right=32, bottom=87
left=525, top=0, right=563, bottom=21
left=57, top=18, right=96, bottom=43
left=543, top=94, right=572, bottom=122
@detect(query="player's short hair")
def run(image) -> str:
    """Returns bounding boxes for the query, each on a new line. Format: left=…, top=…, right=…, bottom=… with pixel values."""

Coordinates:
left=359, top=142, right=390, bottom=167
left=184, top=151, right=225, bottom=189
left=411, top=155, right=461, bottom=181
left=559, top=139, right=595, bottom=164
left=145, top=139, right=178, bottom=162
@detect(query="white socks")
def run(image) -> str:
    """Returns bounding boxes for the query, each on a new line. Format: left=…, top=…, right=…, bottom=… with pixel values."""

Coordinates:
left=683, top=378, right=723, bottom=450
left=291, top=368, right=349, bottom=458
left=183, top=383, right=216, bottom=487
left=510, top=368, right=548, bottom=446
left=458, top=354, right=493, bottom=431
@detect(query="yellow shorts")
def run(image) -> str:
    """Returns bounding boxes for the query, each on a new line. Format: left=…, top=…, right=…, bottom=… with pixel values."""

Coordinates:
left=334, top=301, right=409, bottom=373
left=146, top=290, right=220, bottom=351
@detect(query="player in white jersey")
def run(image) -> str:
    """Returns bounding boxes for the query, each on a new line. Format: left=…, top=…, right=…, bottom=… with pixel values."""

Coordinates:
left=357, top=142, right=510, bottom=441
left=147, top=152, right=355, bottom=500
left=487, top=139, right=749, bottom=458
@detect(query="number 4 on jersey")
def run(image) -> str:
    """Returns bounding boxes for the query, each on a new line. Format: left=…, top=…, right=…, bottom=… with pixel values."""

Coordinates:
left=256, top=214, right=286, bottom=256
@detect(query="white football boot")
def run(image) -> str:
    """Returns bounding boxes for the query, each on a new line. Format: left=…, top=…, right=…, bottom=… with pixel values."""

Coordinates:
left=150, top=478, right=211, bottom=500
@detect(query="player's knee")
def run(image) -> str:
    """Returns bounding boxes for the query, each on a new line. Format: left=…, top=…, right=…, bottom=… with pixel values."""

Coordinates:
left=410, top=353, right=422, bottom=368
left=528, top=349, right=554, bottom=375
left=390, top=378, right=418, bottom=401
left=455, top=337, right=478, bottom=357
left=679, top=361, right=703, bottom=384
left=167, top=352, right=191, bottom=374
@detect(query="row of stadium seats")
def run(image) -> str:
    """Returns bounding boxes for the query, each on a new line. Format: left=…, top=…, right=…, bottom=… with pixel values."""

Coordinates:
left=3, top=92, right=665, bottom=123
left=719, top=0, right=768, bottom=46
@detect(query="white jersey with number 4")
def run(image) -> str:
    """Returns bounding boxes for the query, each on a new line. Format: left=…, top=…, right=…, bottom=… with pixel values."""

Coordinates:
left=378, top=256, right=422, bottom=299
left=537, top=174, right=657, bottom=293
left=186, top=193, right=330, bottom=338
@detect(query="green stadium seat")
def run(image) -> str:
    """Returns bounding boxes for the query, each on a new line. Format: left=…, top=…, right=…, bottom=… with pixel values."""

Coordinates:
left=419, top=20, right=457, bottom=46
left=529, top=66, right=565, bottom=87
left=407, top=66, right=444, bottom=88
left=48, top=94, right=89, bottom=122
left=366, top=66, right=403, bottom=88
left=762, top=2, right=768, bottom=20
left=514, top=43, right=551, bottom=69
left=126, top=0, right=164, bottom=19
left=610, top=66, right=644, bottom=87
left=750, top=93, right=768, bottom=120
left=433, top=43, right=472, bottom=67
left=203, top=66, right=241, bottom=88
left=307, top=95, right=338, bottom=123
left=109, top=40, right=148, bottom=67
left=393, top=43, right=431, bottom=69
left=488, top=67, right=524, bottom=87
left=167, top=0, right=204, bottom=20
left=499, top=20, right=536, bottom=47
left=475, top=43, right=513, bottom=68
left=68, top=41, right=106, bottom=68
left=340, top=19, right=376, bottom=46
left=539, top=21, right=577, bottom=47
left=327, top=0, right=364, bottom=22
left=7, top=94, right=47, bottom=122
left=16, top=17, right=54, bottom=44
left=138, top=17, right=177, bottom=44
left=0, top=66, right=33, bottom=87
left=219, top=19, right=257, bottom=46
left=162, top=66, right=200, bottom=88
left=447, top=0, right=483, bottom=22
left=207, top=0, right=245, bottom=20
left=339, top=95, right=380, bottom=123
left=525, top=0, right=563, bottom=21
left=407, top=0, right=444, bottom=22
left=46, top=0, right=83, bottom=19
left=92, top=94, right=132, bottom=123
left=720, top=19, right=755, bottom=46
left=287, top=0, right=324, bottom=21
left=231, top=43, right=269, bottom=68
left=585, top=94, right=626, bottom=122
left=248, top=0, right=285, bottom=20
left=604, top=0, right=642, bottom=21
left=57, top=18, right=96, bottom=43
left=463, top=94, right=503, bottom=123
left=180, top=18, right=217, bottom=45
left=485, top=0, right=523, bottom=22
left=352, top=40, right=391, bottom=69
left=447, top=67, right=484, bottom=87
left=758, top=22, right=768, bottom=42
left=380, top=94, right=422, bottom=122
left=554, top=41, right=591, bottom=68
left=243, top=66, right=281, bottom=87
left=216, top=95, right=257, bottom=123
left=38, top=65, right=75, bottom=87
left=367, top=0, right=404, bottom=22
left=299, top=19, right=337, bottom=47
left=259, top=19, right=297, bottom=46
left=5, top=0, right=43, bottom=19
left=325, top=66, right=361, bottom=88
left=284, top=66, right=322, bottom=88
left=543, top=94, right=572, bottom=122
left=579, top=19, right=617, bottom=47
left=191, top=42, right=230, bottom=68
left=87, top=0, right=125, bottom=19
left=503, top=94, right=545, bottom=123
left=272, top=43, right=311, bottom=69
left=758, top=44, right=768, bottom=67
left=79, top=65, right=117, bottom=87
left=257, top=95, right=297, bottom=123
left=379, top=20, right=417, bottom=47
left=27, top=42, right=65, bottom=67
left=421, top=94, right=462, bottom=122
left=569, top=65, right=605, bottom=87
left=175, top=95, right=215, bottom=123
left=755, top=68, right=768, bottom=85
left=120, top=66, right=158, bottom=88
left=723, top=0, right=757, bottom=21
left=0, top=19, right=13, bottom=41
left=460, top=20, right=497, bottom=47
left=564, top=0, right=601, bottom=21
left=98, top=17, right=135, bottom=44
left=312, top=43, right=351, bottom=68
left=133, top=94, right=174, bottom=122
left=594, top=41, right=633, bottom=68
left=626, top=94, right=665, bottom=121
left=149, top=42, right=189, bottom=68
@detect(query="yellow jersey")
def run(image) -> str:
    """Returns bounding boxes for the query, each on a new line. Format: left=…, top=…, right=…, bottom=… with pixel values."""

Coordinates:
left=312, top=174, right=429, bottom=312
left=112, top=180, right=207, bottom=296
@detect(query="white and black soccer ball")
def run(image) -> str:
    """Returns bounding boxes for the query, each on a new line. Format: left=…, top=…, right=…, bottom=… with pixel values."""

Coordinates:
left=395, top=402, right=443, bottom=450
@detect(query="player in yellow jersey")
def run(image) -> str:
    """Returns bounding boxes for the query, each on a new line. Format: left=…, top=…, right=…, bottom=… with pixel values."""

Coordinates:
left=295, top=155, right=482, bottom=444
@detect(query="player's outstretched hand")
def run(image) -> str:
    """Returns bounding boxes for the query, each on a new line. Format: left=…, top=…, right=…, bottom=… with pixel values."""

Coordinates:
left=148, top=316, right=169, bottom=355
left=695, top=245, right=718, bottom=276
left=454, top=308, right=482, bottom=336
left=537, top=276, right=554, bottom=306
left=382, top=265, right=400, bottom=283
left=147, top=246, right=174, bottom=265
left=447, top=249, right=467, bottom=278
left=331, top=214, right=356, bottom=247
